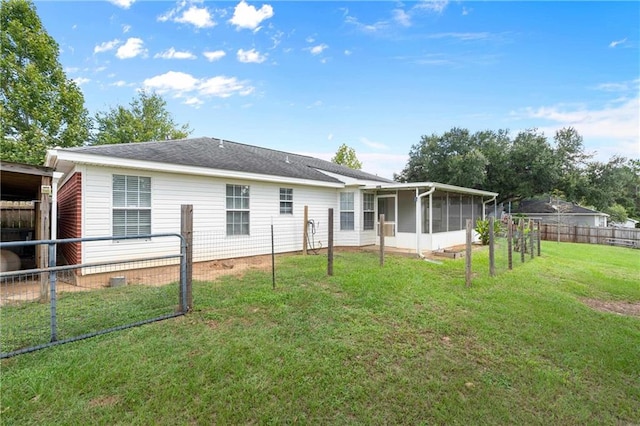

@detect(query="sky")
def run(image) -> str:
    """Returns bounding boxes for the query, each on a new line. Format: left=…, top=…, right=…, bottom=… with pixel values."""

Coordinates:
left=35, top=0, right=639, bottom=179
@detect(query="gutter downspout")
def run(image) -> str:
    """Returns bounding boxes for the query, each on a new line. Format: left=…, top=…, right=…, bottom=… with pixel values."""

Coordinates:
left=51, top=172, right=63, bottom=240
left=416, top=186, right=436, bottom=258
left=482, top=195, right=497, bottom=221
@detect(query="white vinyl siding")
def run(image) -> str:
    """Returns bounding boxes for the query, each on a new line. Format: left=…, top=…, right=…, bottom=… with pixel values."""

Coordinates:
left=112, top=175, right=151, bottom=237
left=226, top=184, right=250, bottom=235
left=280, top=188, right=293, bottom=215
left=340, top=192, right=355, bottom=231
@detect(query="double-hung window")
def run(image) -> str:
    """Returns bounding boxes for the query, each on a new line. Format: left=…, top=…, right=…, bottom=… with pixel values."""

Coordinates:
left=226, top=184, right=250, bottom=235
left=112, top=175, right=151, bottom=237
left=280, top=188, right=293, bottom=214
left=340, top=192, right=355, bottom=231
left=363, top=193, right=375, bottom=230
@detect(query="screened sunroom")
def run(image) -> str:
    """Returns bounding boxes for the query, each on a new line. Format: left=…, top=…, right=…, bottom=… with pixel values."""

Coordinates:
left=364, top=182, right=498, bottom=253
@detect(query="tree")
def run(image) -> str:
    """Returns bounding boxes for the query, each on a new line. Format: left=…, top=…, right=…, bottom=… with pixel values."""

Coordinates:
left=605, top=203, right=628, bottom=224
left=1, top=0, right=89, bottom=165
left=91, top=91, right=192, bottom=145
left=552, top=127, right=592, bottom=202
left=331, top=143, right=362, bottom=170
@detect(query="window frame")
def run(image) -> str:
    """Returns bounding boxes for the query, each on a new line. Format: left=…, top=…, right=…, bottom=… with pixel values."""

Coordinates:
left=226, top=184, right=250, bottom=236
left=363, top=193, right=375, bottom=231
left=279, top=188, right=293, bottom=215
left=112, top=174, right=151, bottom=238
left=340, top=192, right=355, bottom=231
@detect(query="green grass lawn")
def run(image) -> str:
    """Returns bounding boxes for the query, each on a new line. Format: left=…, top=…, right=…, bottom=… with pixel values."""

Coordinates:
left=1, top=242, right=638, bottom=424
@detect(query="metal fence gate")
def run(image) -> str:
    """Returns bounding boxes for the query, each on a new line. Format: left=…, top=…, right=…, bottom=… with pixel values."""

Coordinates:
left=1, top=233, right=187, bottom=358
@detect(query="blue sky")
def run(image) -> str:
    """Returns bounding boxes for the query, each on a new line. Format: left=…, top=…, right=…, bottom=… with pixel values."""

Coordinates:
left=37, top=0, right=639, bottom=179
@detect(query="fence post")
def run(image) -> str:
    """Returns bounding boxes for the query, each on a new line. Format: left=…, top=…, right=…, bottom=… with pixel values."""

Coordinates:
left=327, top=208, right=334, bottom=276
left=379, top=214, right=385, bottom=267
left=519, top=219, right=525, bottom=263
left=529, top=220, right=534, bottom=259
left=465, top=219, right=472, bottom=287
left=507, top=220, right=513, bottom=270
left=489, top=216, right=495, bottom=277
left=537, top=221, right=541, bottom=256
left=48, top=242, right=57, bottom=342
left=271, top=223, right=275, bottom=290
left=303, top=205, right=308, bottom=256
left=180, top=204, right=193, bottom=312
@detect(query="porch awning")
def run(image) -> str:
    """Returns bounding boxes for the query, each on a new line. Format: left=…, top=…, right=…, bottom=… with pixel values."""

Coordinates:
left=363, top=182, right=498, bottom=198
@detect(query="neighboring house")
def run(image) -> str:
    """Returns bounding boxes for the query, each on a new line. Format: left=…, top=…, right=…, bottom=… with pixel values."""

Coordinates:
left=612, top=218, right=639, bottom=229
left=45, top=137, right=498, bottom=267
left=512, top=198, right=609, bottom=227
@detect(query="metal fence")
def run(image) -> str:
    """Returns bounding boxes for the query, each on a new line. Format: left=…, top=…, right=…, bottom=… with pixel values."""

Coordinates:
left=0, top=233, right=186, bottom=358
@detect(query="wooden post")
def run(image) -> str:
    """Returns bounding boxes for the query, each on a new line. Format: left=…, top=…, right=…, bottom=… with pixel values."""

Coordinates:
left=573, top=225, right=578, bottom=243
left=271, top=224, right=275, bottom=290
left=537, top=221, right=541, bottom=256
left=507, top=220, right=513, bottom=270
left=519, top=219, right=525, bottom=263
left=327, top=208, right=334, bottom=276
left=180, top=204, right=193, bottom=312
left=465, top=219, right=472, bottom=287
left=379, top=214, right=385, bottom=267
left=38, top=177, right=52, bottom=302
left=489, top=216, right=495, bottom=277
left=303, top=205, right=308, bottom=255
left=529, top=220, right=534, bottom=259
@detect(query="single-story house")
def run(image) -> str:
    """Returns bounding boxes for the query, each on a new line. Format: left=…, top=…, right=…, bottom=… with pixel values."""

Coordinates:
left=45, top=137, right=498, bottom=267
left=611, top=218, right=639, bottom=229
left=511, top=198, right=608, bottom=227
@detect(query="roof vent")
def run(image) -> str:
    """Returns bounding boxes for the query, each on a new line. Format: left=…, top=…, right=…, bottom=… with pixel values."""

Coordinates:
left=218, top=138, right=224, bottom=148
left=285, top=155, right=290, bottom=164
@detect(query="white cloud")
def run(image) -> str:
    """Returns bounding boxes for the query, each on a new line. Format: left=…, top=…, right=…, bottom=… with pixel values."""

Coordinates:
left=328, top=133, right=334, bottom=141
left=414, top=0, right=449, bottom=14
left=142, top=71, right=254, bottom=102
left=237, top=48, right=267, bottom=63
left=94, top=66, right=107, bottom=73
left=308, top=44, right=328, bottom=55
left=65, top=67, right=80, bottom=73
left=159, top=2, right=215, bottom=29
left=108, top=0, right=135, bottom=9
left=110, top=80, right=128, bottom=87
left=462, top=7, right=471, bottom=16
left=183, top=97, right=204, bottom=107
left=609, top=38, right=627, bottom=48
left=515, top=96, right=640, bottom=160
left=122, top=24, right=131, bottom=34
left=306, top=36, right=315, bottom=43
left=199, top=76, right=254, bottom=97
left=94, top=39, right=120, bottom=54
left=393, top=9, right=411, bottom=27
left=344, top=49, right=353, bottom=56
left=116, top=38, right=146, bottom=59
left=229, top=0, right=274, bottom=31
left=143, top=71, right=199, bottom=93
left=72, top=77, right=90, bottom=86
left=203, top=50, right=226, bottom=62
left=154, top=47, right=197, bottom=60
left=360, top=137, right=388, bottom=150
left=345, top=15, right=390, bottom=34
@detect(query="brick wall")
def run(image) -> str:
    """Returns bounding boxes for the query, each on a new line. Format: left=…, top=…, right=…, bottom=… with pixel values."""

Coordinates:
left=57, top=172, right=82, bottom=265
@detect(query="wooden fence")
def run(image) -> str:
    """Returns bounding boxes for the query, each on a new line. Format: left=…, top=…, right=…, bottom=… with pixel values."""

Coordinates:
left=540, top=224, right=640, bottom=248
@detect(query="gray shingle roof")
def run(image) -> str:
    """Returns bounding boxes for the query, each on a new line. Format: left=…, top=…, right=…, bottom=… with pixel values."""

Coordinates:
left=514, top=199, right=604, bottom=215
left=64, top=137, right=392, bottom=184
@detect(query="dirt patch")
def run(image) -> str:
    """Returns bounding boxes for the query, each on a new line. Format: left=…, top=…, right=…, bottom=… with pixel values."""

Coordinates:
left=581, top=298, right=640, bottom=317
left=88, top=395, right=120, bottom=408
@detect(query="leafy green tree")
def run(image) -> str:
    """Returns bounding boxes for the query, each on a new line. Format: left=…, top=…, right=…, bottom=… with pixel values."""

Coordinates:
left=582, top=156, right=640, bottom=217
left=0, top=0, right=89, bottom=165
left=552, top=127, right=591, bottom=202
left=331, top=143, right=362, bottom=170
left=91, top=91, right=192, bottom=145
left=605, top=203, right=628, bottom=224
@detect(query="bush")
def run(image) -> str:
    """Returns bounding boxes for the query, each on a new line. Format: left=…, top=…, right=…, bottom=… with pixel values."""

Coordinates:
left=475, top=218, right=503, bottom=245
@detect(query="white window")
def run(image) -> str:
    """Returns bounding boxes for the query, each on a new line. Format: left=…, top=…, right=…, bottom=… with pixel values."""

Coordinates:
left=280, top=188, right=293, bottom=215
left=112, top=175, right=151, bottom=237
left=340, top=192, right=354, bottom=231
left=363, top=193, right=375, bottom=230
left=226, top=184, right=250, bottom=235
